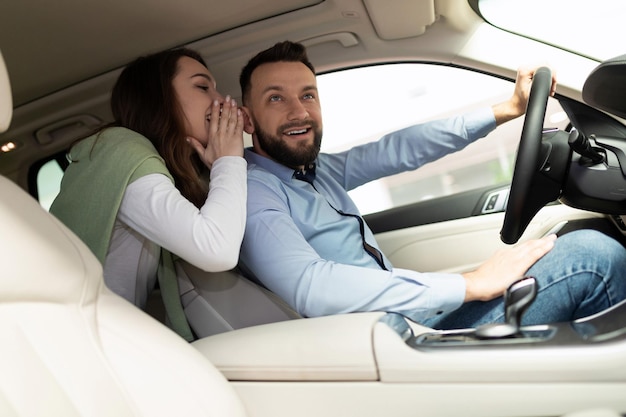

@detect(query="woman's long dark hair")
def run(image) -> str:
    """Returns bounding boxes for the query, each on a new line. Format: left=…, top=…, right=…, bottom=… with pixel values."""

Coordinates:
left=104, top=48, right=209, bottom=207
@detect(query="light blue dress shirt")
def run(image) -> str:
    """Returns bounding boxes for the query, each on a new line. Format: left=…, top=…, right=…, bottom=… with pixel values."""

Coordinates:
left=240, top=108, right=497, bottom=323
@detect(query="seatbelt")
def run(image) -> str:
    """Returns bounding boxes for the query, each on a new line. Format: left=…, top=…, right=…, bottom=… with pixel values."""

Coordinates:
left=158, top=249, right=194, bottom=342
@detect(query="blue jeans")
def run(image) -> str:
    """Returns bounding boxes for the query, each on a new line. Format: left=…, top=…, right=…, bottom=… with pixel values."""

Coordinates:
left=422, top=229, right=626, bottom=330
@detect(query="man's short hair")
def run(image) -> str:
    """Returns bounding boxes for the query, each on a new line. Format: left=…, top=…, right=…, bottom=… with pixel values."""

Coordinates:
left=239, top=41, right=316, bottom=104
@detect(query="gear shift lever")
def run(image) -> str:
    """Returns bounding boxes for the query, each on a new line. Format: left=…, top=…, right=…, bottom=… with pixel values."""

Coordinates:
left=504, top=276, right=537, bottom=328
left=475, top=276, right=538, bottom=339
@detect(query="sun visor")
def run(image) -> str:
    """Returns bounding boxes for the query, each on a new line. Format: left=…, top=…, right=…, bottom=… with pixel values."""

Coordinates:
left=582, top=54, right=626, bottom=119
left=363, top=0, right=435, bottom=40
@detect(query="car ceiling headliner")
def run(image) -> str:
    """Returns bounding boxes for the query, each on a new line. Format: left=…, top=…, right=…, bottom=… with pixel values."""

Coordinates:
left=0, top=0, right=320, bottom=107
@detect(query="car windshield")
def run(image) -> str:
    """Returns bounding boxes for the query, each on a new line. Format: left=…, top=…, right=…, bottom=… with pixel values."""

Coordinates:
left=477, top=0, right=626, bottom=62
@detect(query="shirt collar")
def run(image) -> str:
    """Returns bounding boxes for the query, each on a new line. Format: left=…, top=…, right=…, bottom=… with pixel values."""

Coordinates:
left=244, top=148, right=317, bottom=183
left=293, top=163, right=316, bottom=184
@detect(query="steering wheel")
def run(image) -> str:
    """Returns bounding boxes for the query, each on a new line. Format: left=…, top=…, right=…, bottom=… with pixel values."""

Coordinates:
left=500, top=67, right=553, bottom=244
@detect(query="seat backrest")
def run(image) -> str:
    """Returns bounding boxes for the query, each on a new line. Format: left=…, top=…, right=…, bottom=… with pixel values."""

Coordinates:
left=0, top=174, right=248, bottom=417
left=0, top=49, right=11, bottom=132
left=0, top=48, right=247, bottom=417
left=177, top=261, right=301, bottom=338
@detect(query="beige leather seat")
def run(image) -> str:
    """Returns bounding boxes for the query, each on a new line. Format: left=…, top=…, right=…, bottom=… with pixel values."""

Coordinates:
left=0, top=49, right=247, bottom=417
left=177, top=261, right=301, bottom=338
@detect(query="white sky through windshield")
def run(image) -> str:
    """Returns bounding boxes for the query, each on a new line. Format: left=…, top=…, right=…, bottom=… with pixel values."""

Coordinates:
left=479, top=0, right=626, bottom=62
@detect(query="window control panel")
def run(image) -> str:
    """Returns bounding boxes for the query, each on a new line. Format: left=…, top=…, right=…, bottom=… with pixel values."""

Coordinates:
left=481, top=188, right=509, bottom=214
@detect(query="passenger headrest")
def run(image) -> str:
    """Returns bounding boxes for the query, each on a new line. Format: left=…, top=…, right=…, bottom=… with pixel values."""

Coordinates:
left=0, top=49, right=12, bottom=133
left=0, top=175, right=103, bottom=305
left=582, top=54, right=626, bottom=119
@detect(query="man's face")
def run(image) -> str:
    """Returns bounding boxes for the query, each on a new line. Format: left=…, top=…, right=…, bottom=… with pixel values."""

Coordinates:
left=243, top=61, right=323, bottom=169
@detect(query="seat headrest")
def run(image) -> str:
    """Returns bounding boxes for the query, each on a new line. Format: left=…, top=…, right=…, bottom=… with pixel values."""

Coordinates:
left=582, top=54, right=626, bottom=119
left=0, top=49, right=12, bottom=133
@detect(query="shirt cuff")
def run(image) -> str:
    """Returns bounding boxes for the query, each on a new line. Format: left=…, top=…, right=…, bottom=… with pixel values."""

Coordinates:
left=393, top=268, right=466, bottom=318
left=465, top=107, right=497, bottom=140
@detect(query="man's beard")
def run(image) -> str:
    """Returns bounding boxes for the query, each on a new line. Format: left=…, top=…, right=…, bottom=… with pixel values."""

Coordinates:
left=254, top=120, right=322, bottom=169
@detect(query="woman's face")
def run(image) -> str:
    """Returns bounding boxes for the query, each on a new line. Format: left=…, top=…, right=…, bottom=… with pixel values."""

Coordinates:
left=172, top=56, right=225, bottom=145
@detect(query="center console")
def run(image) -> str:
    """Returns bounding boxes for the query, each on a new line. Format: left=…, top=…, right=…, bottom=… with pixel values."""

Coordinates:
left=192, top=284, right=626, bottom=417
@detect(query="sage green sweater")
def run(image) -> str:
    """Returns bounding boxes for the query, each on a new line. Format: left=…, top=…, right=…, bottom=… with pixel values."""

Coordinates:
left=50, top=127, right=193, bottom=341
left=50, top=127, right=172, bottom=262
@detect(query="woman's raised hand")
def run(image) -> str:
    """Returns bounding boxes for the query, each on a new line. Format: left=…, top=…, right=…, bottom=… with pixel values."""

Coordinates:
left=188, top=95, right=244, bottom=168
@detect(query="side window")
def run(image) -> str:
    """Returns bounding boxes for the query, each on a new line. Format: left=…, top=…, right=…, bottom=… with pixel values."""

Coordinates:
left=316, top=64, right=569, bottom=215
left=36, top=158, right=64, bottom=211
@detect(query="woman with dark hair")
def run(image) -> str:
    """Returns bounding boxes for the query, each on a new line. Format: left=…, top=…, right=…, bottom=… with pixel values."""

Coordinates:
left=50, top=48, right=246, bottom=339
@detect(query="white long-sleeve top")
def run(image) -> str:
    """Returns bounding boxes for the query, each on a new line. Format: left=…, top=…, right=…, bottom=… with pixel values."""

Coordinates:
left=104, top=156, right=247, bottom=307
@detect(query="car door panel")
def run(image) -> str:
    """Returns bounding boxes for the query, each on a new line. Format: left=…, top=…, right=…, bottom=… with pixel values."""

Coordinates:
left=374, top=203, right=604, bottom=274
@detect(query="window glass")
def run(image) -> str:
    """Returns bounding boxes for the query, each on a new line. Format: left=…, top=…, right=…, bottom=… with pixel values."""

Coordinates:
left=316, top=63, right=569, bottom=215
left=478, top=0, right=626, bottom=62
left=37, top=159, right=64, bottom=211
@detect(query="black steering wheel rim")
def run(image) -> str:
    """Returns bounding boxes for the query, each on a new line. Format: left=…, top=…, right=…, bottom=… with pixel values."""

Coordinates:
left=500, top=67, right=552, bottom=244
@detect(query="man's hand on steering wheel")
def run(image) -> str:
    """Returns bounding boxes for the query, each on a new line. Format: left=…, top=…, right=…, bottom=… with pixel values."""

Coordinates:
left=492, top=66, right=558, bottom=126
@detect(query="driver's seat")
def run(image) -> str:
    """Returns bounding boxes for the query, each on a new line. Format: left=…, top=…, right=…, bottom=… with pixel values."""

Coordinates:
left=0, top=49, right=247, bottom=417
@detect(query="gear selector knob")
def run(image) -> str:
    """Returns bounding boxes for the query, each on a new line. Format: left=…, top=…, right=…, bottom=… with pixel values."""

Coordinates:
left=505, top=276, right=538, bottom=329
left=475, top=276, right=538, bottom=339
